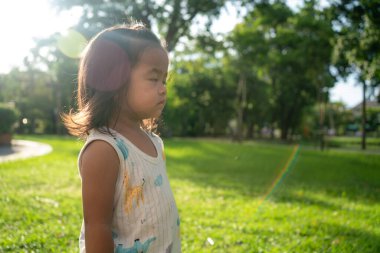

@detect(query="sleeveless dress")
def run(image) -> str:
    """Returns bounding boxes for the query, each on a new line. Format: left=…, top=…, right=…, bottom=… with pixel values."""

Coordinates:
left=78, top=128, right=181, bottom=253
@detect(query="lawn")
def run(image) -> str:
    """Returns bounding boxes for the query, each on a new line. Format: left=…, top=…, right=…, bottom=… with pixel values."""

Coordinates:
left=325, top=136, right=380, bottom=150
left=0, top=135, right=379, bottom=253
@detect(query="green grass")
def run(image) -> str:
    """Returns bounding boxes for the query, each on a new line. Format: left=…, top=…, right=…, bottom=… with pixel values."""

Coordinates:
left=1, top=136, right=379, bottom=252
left=325, top=136, right=380, bottom=150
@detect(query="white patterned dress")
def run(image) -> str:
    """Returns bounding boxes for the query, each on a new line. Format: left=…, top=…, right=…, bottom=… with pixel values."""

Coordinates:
left=78, top=128, right=181, bottom=253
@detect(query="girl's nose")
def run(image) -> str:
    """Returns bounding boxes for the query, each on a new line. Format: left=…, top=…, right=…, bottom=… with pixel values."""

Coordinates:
left=159, top=83, right=167, bottom=95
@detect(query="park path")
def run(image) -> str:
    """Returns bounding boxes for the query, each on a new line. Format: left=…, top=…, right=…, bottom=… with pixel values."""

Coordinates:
left=0, top=140, right=52, bottom=163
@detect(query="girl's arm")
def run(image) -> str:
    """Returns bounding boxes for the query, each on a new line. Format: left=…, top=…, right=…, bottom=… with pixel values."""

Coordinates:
left=80, top=140, right=119, bottom=253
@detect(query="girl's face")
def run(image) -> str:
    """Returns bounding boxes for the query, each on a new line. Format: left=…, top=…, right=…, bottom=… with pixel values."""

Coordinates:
left=121, top=47, right=168, bottom=120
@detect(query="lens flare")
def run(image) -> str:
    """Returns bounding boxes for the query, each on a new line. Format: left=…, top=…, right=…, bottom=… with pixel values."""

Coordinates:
left=85, top=39, right=131, bottom=91
left=57, top=29, right=87, bottom=58
left=256, top=144, right=300, bottom=212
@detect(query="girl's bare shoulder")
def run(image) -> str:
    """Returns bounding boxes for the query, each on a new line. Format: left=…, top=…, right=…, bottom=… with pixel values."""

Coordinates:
left=79, top=140, right=119, bottom=177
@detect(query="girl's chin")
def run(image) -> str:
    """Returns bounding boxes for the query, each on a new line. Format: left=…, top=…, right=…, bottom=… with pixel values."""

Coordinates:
left=142, top=111, right=162, bottom=119
left=153, top=108, right=164, bottom=117
left=152, top=113, right=162, bottom=118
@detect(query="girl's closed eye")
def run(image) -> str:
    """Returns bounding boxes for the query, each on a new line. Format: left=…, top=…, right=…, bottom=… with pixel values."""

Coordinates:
left=147, top=76, right=160, bottom=84
left=148, top=76, right=167, bottom=85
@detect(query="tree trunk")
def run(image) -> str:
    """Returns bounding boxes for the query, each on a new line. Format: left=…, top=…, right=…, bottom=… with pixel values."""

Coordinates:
left=317, top=82, right=326, bottom=151
left=247, top=121, right=254, bottom=139
left=328, top=104, right=335, bottom=135
left=319, top=101, right=326, bottom=151
left=270, top=123, right=275, bottom=139
left=361, top=81, right=367, bottom=150
left=281, top=125, right=288, bottom=140
left=236, top=73, right=246, bottom=142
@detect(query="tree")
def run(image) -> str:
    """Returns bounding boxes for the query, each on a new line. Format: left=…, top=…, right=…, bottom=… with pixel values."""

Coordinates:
left=164, top=55, right=235, bottom=137
left=295, top=0, right=336, bottom=149
left=0, top=68, right=55, bottom=134
left=49, top=0, right=229, bottom=52
left=332, top=0, right=380, bottom=149
left=0, top=103, right=19, bottom=145
left=25, top=37, right=79, bottom=134
left=230, top=0, right=334, bottom=141
left=22, top=0, right=234, bottom=134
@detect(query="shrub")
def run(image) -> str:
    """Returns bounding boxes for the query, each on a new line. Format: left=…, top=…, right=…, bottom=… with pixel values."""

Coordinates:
left=0, top=103, right=19, bottom=134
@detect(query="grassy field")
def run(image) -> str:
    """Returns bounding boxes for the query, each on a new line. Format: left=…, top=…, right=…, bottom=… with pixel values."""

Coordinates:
left=325, top=136, right=380, bottom=149
left=0, top=135, right=379, bottom=253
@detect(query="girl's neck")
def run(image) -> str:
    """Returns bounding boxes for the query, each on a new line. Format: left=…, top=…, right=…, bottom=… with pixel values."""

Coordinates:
left=112, top=115, right=140, bottom=132
left=111, top=115, right=158, bottom=158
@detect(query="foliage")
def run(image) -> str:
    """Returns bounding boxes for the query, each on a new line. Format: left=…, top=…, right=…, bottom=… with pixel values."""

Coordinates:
left=1, top=0, right=379, bottom=141
left=229, top=0, right=335, bottom=140
left=164, top=55, right=235, bottom=136
left=0, top=68, right=57, bottom=134
left=300, top=102, right=355, bottom=138
left=0, top=104, right=19, bottom=134
left=332, top=0, right=380, bottom=85
left=0, top=136, right=379, bottom=252
left=20, top=0, right=233, bottom=135
left=325, top=102, right=354, bottom=135
left=48, top=0, right=229, bottom=52
left=331, top=0, right=380, bottom=148
left=366, top=107, right=380, bottom=132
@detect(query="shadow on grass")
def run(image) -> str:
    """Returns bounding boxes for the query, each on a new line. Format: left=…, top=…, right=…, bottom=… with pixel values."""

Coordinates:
left=247, top=222, right=380, bottom=253
left=166, top=139, right=292, bottom=197
left=166, top=139, right=380, bottom=204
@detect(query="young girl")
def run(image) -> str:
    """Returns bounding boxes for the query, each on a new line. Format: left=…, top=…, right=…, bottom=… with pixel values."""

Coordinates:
left=63, top=23, right=181, bottom=253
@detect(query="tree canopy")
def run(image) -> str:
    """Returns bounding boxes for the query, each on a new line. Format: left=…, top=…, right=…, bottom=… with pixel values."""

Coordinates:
left=49, top=0, right=229, bottom=52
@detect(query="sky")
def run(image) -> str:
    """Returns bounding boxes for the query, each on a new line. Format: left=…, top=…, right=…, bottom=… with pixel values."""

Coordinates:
left=0, top=0, right=365, bottom=108
left=0, top=0, right=81, bottom=72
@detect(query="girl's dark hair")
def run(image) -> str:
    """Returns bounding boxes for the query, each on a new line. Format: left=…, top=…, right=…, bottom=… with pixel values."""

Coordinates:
left=62, top=23, right=166, bottom=139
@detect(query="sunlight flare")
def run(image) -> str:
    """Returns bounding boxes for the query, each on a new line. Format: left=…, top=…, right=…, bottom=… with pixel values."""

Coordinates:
left=57, top=29, right=87, bottom=58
